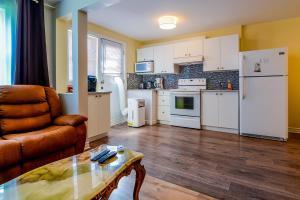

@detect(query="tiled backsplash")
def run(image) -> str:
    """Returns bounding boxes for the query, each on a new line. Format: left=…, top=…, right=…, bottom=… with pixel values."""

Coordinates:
left=127, top=64, right=239, bottom=90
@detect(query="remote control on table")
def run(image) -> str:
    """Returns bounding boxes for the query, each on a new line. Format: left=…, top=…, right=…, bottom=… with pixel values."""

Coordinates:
left=91, top=149, right=110, bottom=161
left=98, top=151, right=117, bottom=164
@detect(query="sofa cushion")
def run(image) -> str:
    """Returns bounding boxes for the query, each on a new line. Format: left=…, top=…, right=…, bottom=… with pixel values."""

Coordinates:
left=0, top=85, right=52, bottom=135
left=44, top=87, right=62, bottom=118
left=54, top=115, right=88, bottom=126
left=0, top=85, right=47, bottom=104
left=0, top=113, right=52, bottom=134
left=0, top=138, right=21, bottom=169
left=3, top=126, right=78, bottom=160
left=0, top=102, right=49, bottom=118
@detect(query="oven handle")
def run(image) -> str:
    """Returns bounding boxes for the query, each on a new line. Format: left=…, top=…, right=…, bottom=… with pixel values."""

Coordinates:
left=170, top=92, right=200, bottom=95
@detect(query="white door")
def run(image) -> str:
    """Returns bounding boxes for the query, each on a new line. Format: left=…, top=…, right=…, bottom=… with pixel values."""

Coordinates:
left=240, top=76, right=288, bottom=139
left=201, top=92, right=219, bottom=127
left=137, top=47, right=154, bottom=62
left=203, top=37, right=221, bottom=71
left=240, top=48, right=288, bottom=77
left=218, top=92, right=239, bottom=129
left=220, top=34, right=239, bottom=70
left=186, top=39, right=203, bottom=57
left=173, top=42, right=188, bottom=59
left=154, top=45, right=174, bottom=73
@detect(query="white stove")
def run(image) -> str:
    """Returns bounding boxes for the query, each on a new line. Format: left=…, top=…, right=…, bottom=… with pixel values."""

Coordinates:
left=169, top=78, right=207, bottom=129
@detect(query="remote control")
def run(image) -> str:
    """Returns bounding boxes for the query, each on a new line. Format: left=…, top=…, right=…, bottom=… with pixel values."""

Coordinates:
left=98, top=151, right=117, bottom=164
left=90, top=149, right=110, bottom=161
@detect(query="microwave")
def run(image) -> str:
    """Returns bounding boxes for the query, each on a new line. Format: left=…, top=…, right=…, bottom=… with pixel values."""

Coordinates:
left=135, top=61, right=154, bottom=73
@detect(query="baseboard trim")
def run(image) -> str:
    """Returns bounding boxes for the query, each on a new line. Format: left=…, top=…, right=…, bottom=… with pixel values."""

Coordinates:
left=202, top=125, right=239, bottom=134
left=289, top=127, right=300, bottom=134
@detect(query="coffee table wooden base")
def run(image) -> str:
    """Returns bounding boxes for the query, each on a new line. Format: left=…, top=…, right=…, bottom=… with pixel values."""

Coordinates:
left=93, top=159, right=146, bottom=200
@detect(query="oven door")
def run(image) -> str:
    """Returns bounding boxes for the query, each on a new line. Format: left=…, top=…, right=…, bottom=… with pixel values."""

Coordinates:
left=170, top=92, right=200, bottom=117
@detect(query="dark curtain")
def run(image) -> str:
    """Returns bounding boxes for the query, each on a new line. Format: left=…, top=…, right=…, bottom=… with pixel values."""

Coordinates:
left=15, top=0, right=49, bottom=86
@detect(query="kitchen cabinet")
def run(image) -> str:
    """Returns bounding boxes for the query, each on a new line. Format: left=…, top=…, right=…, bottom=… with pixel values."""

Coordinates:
left=202, top=91, right=239, bottom=131
left=203, top=34, right=239, bottom=71
left=88, top=93, right=111, bottom=140
left=218, top=92, right=239, bottom=129
left=154, top=45, right=177, bottom=73
left=157, top=90, right=170, bottom=124
left=201, top=91, right=219, bottom=127
left=173, top=38, right=204, bottom=64
left=137, top=47, right=154, bottom=62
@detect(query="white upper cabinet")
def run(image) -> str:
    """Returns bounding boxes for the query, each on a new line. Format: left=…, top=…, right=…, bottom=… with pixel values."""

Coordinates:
left=203, top=37, right=221, bottom=71
left=137, top=47, right=154, bottom=62
left=220, top=34, right=240, bottom=70
left=203, top=34, right=239, bottom=71
left=173, top=38, right=204, bottom=64
left=154, top=44, right=176, bottom=73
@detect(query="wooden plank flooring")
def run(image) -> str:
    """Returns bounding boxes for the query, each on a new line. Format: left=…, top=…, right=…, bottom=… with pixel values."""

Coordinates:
left=91, top=124, right=300, bottom=200
left=109, top=174, right=215, bottom=200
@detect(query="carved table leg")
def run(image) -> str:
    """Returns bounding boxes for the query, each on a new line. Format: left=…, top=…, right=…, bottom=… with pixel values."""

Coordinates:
left=133, top=160, right=146, bottom=200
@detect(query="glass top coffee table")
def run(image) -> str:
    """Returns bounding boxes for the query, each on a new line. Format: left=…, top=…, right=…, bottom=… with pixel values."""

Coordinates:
left=0, top=145, right=145, bottom=200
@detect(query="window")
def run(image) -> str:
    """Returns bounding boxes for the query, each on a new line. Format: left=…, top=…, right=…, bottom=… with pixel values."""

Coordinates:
left=101, top=39, right=124, bottom=75
left=0, top=8, right=7, bottom=85
left=67, top=30, right=99, bottom=82
left=67, top=32, right=124, bottom=82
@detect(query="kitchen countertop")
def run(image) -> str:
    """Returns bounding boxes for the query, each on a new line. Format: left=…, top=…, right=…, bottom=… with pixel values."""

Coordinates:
left=202, top=89, right=239, bottom=92
left=88, top=91, right=112, bottom=95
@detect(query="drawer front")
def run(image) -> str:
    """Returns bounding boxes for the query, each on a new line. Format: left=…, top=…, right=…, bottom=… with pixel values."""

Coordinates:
left=158, top=90, right=169, bottom=96
left=158, top=106, right=170, bottom=121
left=158, top=95, right=170, bottom=106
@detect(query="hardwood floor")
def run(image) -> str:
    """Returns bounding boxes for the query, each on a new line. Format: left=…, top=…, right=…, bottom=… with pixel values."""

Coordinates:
left=109, top=174, right=215, bottom=200
left=91, top=124, right=300, bottom=200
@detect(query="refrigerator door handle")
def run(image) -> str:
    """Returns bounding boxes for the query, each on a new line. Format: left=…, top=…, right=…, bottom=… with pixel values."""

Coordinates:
left=240, top=78, right=246, bottom=100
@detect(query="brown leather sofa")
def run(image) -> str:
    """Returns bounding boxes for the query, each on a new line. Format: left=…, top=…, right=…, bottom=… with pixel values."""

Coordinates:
left=0, top=85, right=88, bottom=184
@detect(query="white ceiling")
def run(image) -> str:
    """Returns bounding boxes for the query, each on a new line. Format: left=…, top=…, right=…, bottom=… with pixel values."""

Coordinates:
left=85, top=0, right=300, bottom=42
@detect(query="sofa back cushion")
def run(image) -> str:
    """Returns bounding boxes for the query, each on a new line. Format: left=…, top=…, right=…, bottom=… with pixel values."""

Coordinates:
left=0, top=85, right=51, bottom=135
left=44, top=87, right=62, bottom=118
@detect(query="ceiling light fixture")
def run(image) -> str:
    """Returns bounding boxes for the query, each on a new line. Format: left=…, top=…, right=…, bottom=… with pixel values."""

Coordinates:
left=159, top=16, right=178, bottom=30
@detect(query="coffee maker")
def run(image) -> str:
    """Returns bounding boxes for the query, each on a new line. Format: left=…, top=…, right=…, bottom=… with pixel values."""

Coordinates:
left=154, top=78, right=164, bottom=89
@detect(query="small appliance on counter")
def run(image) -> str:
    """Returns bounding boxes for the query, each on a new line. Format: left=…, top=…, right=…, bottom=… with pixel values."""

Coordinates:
left=128, top=98, right=146, bottom=127
left=135, top=61, right=154, bottom=73
left=146, top=81, right=153, bottom=89
left=88, top=75, right=97, bottom=92
left=154, top=77, right=164, bottom=89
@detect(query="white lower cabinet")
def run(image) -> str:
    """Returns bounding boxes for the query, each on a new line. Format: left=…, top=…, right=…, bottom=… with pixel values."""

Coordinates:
left=88, top=93, right=111, bottom=140
left=201, top=91, right=239, bottom=132
left=157, top=90, right=170, bottom=124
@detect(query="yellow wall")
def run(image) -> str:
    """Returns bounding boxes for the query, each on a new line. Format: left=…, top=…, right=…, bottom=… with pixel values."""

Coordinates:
left=55, top=21, right=142, bottom=92
left=242, top=17, right=300, bottom=129
left=88, top=23, right=142, bottom=73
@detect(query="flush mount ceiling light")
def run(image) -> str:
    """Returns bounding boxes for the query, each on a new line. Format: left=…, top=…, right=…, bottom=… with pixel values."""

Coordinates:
left=159, top=16, right=178, bottom=30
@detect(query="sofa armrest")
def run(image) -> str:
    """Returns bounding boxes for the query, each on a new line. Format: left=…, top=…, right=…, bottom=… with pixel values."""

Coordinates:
left=54, top=115, right=88, bottom=126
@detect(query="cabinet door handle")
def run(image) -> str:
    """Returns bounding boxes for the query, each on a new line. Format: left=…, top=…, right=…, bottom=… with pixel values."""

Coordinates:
left=216, top=93, right=218, bottom=95
left=217, top=67, right=220, bottom=70
left=220, top=93, right=223, bottom=95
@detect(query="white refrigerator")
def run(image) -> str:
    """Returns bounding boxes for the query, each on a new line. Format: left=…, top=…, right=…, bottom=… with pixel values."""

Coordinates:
left=239, top=48, right=288, bottom=140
